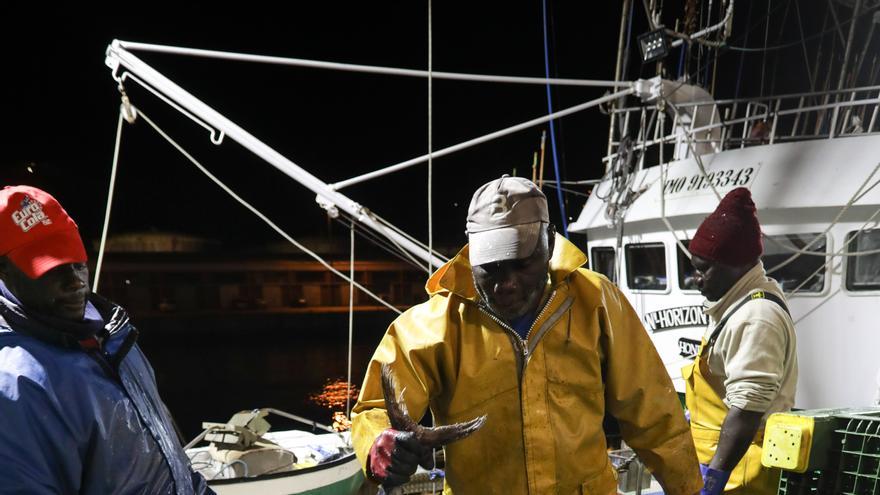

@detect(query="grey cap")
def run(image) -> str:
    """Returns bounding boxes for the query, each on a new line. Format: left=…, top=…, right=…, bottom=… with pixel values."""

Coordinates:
left=466, top=175, right=549, bottom=266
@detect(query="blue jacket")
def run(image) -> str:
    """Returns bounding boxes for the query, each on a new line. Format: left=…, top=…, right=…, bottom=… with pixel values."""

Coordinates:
left=0, top=291, right=212, bottom=494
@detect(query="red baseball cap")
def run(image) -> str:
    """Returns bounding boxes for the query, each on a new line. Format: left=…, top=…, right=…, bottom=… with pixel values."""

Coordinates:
left=0, top=186, right=88, bottom=279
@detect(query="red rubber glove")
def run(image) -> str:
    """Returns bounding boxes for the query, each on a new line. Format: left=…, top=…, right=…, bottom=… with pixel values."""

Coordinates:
left=368, top=429, right=433, bottom=488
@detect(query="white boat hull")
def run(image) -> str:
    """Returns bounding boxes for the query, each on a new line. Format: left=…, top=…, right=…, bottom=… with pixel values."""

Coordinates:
left=207, top=453, right=364, bottom=495
left=572, top=136, right=880, bottom=409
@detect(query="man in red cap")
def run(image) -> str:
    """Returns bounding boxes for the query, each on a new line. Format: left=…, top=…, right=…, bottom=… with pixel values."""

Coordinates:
left=683, top=187, right=798, bottom=495
left=0, top=185, right=213, bottom=494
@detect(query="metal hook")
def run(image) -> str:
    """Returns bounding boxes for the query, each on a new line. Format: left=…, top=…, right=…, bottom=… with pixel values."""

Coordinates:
left=118, top=84, right=137, bottom=124
left=110, top=63, right=123, bottom=84
left=114, top=70, right=226, bottom=146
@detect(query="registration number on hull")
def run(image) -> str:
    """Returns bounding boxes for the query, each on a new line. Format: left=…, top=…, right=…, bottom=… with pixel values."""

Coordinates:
left=662, top=165, right=758, bottom=197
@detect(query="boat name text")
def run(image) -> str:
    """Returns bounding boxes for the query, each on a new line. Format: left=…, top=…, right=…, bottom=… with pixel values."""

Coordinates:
left=644, top=305, right=708, bottom=332
left=678, top=337, right=701, bottom=358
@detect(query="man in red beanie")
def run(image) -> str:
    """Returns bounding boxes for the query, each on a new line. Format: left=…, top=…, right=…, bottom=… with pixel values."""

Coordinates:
left=0, top=185, right=213, bottom=494
left=683, top=187, right=798, bottom=495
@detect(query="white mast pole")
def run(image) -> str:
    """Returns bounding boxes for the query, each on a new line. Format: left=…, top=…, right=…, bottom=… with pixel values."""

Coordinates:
left=111, top=40, right=629, bottom=88
left=104, top=40, right=446, bottom=269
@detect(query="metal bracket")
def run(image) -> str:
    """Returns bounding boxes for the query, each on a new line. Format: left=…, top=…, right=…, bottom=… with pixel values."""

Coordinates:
left=315, top=195, right=340, bottom=218
left=105, top=44, right=225, bottom=145
left=632, top=76, right=664, bottom=103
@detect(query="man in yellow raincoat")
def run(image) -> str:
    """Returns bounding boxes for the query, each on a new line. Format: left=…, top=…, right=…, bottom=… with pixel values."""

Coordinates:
left=352, top=176, right=703, bottom=494
left=684, top=188, right=798, bottom=495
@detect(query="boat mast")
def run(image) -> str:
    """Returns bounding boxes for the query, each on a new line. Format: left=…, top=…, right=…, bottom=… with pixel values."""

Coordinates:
left=104, top=40, right=635, bottom=269
left=104, top=41, right=447, bottom=269
left=836, top=0, right=864, bottom=93
left=608, top=0, right=634, bottom=171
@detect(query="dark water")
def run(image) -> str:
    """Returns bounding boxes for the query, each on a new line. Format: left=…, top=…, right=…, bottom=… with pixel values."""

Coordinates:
left=135, top=311, right=395, bottom=440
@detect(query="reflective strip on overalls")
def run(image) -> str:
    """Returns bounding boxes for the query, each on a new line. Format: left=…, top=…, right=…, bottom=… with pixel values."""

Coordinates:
left=682, top=291, right=787, bottom=495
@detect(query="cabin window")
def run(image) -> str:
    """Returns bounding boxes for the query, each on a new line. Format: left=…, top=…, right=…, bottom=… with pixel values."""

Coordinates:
left=625, top=243, right=667, bottom=290
left=846, top=229, right=880, bottom=291
left=590, top=246, right=617, bottom=283
left=762, top=233, right=826, bottom=293
left=676, top=240, right=699, bottom=291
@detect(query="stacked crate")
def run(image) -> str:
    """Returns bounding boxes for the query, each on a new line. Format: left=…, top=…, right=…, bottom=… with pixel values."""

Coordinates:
left=767, top=409, right=880, bottom=495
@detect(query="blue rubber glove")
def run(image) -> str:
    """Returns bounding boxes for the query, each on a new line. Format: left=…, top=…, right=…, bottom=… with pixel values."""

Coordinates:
left=700, top=464, right=731, bottom=495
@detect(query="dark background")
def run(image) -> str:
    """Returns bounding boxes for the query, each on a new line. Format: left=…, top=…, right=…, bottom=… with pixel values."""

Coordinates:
left=0, top=1, right=850, bottom=252
left=0, top=1, right=627, bottom=437
left=0, top=1, right=867, bottom=437
left=0, top=2, right=627, bottom=255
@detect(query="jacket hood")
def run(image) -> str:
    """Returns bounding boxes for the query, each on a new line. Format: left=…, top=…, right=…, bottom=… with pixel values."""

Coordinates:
left=425, top=233, right=588, bottom=300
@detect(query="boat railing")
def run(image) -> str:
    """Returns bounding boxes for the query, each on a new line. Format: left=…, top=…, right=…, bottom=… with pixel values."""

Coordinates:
left=603, top=84, right=880, bottom=168
left=183, top=408, right=337, bottom=450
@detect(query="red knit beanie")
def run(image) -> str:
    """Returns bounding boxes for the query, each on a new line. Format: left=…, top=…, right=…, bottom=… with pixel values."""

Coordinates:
left=689, top=187, right=763, bottom=266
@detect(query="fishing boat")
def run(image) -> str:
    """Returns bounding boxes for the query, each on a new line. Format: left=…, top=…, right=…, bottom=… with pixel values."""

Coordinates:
left=93, top=2, right=880, bottom=492
left=570, top=0, right=880, bottom=409
left=184, top=408, right=365, bottom=495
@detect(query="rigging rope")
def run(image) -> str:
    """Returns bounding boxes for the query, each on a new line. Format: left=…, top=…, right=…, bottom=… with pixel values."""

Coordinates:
left=135, top=107, right=403, bottom=314
left=335, top=215, right=427, bottom=269
left=428, top=0, right=434, bottom=274
left=346, top=222, right=354, bottom=417
left=657, top=99, right=880, bottom=282
left=760, top=0, right=772, bottom=96
left=373, top=219, right=434, bottom=274
left=726, top=4, right=880, bottom=53
left=789, top=203, right=880, bottom=302
left=733, top=0, right=755, bottom=99
left=767, top=0, right=795, bottom=97
left=542, top=183, right=591, bottom=198
left=658, top=104, right=694, bottom=262
left=93, top=109, right=126, bottom=293
left=794, top=0, right=816, bottom=91
left=764, top=162, right=880, bottom=272
left=374, top=213, right=446, bottom=261
left=542, top=0, right=569, bottom=237
left=665, top=100, right=723, bottom=201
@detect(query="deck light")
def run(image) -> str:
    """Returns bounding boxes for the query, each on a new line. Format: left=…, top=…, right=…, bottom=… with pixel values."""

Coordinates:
left=638, top=29, right=670, bottom=64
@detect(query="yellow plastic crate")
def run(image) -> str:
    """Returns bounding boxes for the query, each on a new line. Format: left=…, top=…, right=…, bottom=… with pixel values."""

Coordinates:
left=762, top=413, right=816, bottom=473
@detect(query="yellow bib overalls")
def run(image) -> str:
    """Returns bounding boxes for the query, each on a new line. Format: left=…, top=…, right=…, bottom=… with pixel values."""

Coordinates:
left=682, top=292, right=784, bottom=495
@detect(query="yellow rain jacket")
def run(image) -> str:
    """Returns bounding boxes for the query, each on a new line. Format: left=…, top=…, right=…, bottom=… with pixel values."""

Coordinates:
left=352, top=235, right=702, bottom=494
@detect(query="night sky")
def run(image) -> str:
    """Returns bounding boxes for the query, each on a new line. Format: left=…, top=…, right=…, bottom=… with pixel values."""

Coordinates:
left=0, top=0, right=862, bottom=437
left=1, top=2, right=841, bottom=259
left=0, top=3, right=630, bottom=259
left=0, top=2, right=632, bottom=434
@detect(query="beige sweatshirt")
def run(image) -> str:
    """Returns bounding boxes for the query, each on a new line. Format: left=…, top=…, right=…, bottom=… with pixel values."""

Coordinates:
left=702, top=261, right=798, bottom=417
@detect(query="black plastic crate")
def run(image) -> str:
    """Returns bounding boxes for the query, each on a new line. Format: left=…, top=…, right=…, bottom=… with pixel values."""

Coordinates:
left=836, top=414, right=880, bottom=495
